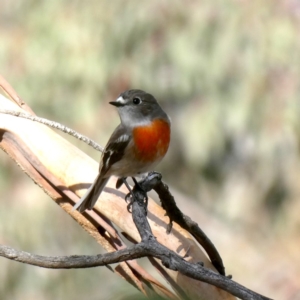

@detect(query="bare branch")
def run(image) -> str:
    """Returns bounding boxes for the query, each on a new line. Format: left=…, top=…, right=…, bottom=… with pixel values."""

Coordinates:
left=0, top=241, right=271, bottom=300
left=0, top=243, right=144, bottom=269
left=0, top=191, right=273, bottom=300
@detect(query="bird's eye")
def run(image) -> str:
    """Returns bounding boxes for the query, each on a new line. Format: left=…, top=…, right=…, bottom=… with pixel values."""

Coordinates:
left=132, top=97, right=141, bottom=105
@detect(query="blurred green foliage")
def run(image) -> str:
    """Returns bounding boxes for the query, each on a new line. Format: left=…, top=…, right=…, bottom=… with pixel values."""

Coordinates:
left=1, top=0, right=300, bottom=299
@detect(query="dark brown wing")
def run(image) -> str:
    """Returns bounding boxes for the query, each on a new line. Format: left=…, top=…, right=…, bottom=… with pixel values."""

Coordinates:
left=99, top=124, right=131, bottom=177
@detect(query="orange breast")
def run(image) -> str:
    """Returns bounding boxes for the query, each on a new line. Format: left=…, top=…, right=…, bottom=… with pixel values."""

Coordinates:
left=133, top=119, right=171, bottom=162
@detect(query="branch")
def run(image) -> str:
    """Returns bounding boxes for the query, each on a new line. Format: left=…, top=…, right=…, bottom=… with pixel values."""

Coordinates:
left=0, top=243, right=145, bottom=269
left=0, top=243, right=270, bottom=300
left=151, top=173, right=225, bottom=276
left=0, top=181, right=273, bottom=300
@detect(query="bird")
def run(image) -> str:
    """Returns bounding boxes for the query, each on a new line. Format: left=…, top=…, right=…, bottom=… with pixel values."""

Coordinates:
left=73, top=89, right=171, bottom=212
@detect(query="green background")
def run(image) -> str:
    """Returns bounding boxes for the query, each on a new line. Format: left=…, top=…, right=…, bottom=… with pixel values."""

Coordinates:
left=1, top=1, right=300, bottom=299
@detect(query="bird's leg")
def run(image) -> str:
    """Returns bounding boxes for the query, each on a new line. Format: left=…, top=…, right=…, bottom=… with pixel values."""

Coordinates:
left=117, top=177, right=137, bottom=212
left=120, top=178, right=133, bottom=202
left=131, top=177, right=148, bottom=205
left=121, top=177, right=148, bottom=212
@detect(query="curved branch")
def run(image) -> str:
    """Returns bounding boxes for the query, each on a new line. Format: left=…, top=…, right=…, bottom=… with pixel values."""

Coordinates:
left=155, top=178, right=225, bottom=275
left=0, top=244, right=144, bottom=269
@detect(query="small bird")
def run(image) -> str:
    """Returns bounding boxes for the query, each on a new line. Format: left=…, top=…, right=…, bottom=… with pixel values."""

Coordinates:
left=73, top=89, right=171, bottom=212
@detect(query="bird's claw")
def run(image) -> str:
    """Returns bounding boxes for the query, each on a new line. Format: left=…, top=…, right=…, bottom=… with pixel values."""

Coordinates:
left=127, top=201, right=133, bottom=212
left=124, top=179, right=148, bottom=213
left=125, top=192, right=132, bottom=203
left=125, top=193, right=133, bottom=212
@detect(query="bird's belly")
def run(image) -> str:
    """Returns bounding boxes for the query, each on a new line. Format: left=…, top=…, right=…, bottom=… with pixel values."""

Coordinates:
left=107, top=147, right=161, bottom=177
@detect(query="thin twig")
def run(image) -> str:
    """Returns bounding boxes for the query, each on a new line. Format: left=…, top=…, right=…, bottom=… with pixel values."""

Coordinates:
left=0, top=109, right=103, bottom=152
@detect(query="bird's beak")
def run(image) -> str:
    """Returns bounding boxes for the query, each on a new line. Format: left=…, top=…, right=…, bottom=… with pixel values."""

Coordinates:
left=109, top=101, right=122, bottom=107
left=109, top=96, right=125, bottom=107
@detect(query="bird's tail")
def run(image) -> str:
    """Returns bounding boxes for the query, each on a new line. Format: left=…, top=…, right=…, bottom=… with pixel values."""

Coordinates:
left=73, top=175, right=109, bottom=212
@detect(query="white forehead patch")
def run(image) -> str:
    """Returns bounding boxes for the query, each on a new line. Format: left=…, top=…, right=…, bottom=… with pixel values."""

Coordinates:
left=116, top=96, right=126, bottom=104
